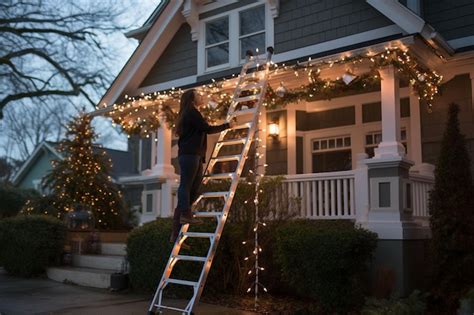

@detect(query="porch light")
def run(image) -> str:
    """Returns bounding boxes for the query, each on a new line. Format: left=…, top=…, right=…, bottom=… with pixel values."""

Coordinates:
left=268, top=122, right=279, bottom=137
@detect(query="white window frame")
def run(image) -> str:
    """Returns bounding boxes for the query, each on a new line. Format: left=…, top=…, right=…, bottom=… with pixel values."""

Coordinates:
left=197, top=1, right=274, bottom=75
left=310, top=135, right=352, bottom=173
left=365, top=128, right=408, bottom=157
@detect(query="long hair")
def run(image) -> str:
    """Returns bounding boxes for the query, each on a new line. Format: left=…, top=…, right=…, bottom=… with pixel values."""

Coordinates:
left=175, top=89, right=196, bottom=136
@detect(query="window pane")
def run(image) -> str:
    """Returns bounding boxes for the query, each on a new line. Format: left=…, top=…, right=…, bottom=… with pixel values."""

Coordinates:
left=321, top=140, right=327, bottom=150
left=374, top=133, right=382, bottom=144
left=312, top=150, right=352, bottom=173
left=313, top=141, right=319, bottom=151
left=146, top=194, right=153, bottom=212
left=240, top=33, right=265, bottom=59
left=240, top=6, right=265, bottom=36
left=328, top=139, right=335, bottom=149
left=206, top=17, right=229, bottom=45
left=206, top=43, right=229, bottom=67
left=336, top=138, right=343, bottom=147
left=344, top=137, right=351, bottom=147
left=401, top=130, right=407, bottom=141
left=366, top=135, right=373, bottom=145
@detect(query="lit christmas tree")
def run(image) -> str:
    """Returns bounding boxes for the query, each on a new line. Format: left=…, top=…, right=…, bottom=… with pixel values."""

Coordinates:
left=42, top=113, right=126, bottom=229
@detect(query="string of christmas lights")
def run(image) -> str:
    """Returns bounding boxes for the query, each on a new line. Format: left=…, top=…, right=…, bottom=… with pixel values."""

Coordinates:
left=97, top=47, right=442, bottom=137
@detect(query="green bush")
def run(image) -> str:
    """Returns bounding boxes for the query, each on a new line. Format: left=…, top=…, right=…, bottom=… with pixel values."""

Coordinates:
left=126, top=218, right=250, bottom=295
left=274, top=220, right=378, bottom=313
left=0, top=183, right=39, bottom=219
left=362, top=291, right=427, bottom=315
left=127, top=218, right=377, bottom=313
left=0, top=215, right=66, bottom=276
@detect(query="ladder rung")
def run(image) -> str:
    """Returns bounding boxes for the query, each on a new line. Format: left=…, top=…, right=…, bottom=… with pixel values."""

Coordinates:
left=156, top=305, right=187, bottom=312
left=217, top=138, right=246, bottom=146
left=238, top=82, right=262, bottom=91
left=166, top=278, right=198, bottom=287
left=200, top=191, right=228, bottom=198
left=212, top=154, right=241, bottom=162
left=228, top=122, right=251, bottom=130
left=233, top=94, right=261, bottom=103
left=183, top=232, right=215, bottom=238
left=204, top=172, right=235, bottom=180
left=193, top=211, right=223, bottom=218
left=175, top=255, right=207, bottom=262
left=232, top=107, right=257, bottom=116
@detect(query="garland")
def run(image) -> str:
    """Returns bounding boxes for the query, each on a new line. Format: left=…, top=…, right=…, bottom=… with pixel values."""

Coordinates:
left=103, top=48, right=442, bottom=137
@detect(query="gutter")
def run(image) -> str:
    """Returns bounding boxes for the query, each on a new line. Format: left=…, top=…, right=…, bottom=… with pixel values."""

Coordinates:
left=366, top=0, right=454, bottom=57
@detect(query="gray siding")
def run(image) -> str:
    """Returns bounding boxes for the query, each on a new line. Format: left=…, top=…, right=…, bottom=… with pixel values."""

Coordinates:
left=421, top=74, right=474, bottom=178
left=140, top=24, right=197, bottom=87
left=141, top=137, right=152, bottom=171
left=296, top=106, right=355, bottom=131
left=274, top=0, right=394, bottom=53
left=266, top=110, right=288, bottom=175
left=424, top=1, right=474, bottom=41
left=199, top=0, right=257, bottom=19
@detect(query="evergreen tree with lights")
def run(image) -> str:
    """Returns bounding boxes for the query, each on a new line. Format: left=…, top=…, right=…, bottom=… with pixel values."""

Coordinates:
left=43, top=113, right=126, bottom=229
left=429, top=103, right=474, bottom=310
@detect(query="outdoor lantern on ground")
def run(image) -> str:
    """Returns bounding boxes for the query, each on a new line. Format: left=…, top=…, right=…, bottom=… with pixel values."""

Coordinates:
left=65, top=204, right=95, bottom=230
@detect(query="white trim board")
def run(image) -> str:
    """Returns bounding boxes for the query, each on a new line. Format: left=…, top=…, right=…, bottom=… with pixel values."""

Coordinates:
left=448, top=36, right=474, bottom=50
left=273, top=25, right=403, bottom=64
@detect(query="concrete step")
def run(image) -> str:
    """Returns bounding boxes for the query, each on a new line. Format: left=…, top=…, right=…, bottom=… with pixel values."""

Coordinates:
left=101, top=243, right=126, bottom=256
left=47, top=266, right=115, bottom=289
left=72, top=254, right=125, bottom=272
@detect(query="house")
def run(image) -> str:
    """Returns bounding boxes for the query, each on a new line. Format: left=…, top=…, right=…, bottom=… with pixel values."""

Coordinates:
left=13, top=141, right=138, bottom=198
left=92, top=0, right=474, bottom=295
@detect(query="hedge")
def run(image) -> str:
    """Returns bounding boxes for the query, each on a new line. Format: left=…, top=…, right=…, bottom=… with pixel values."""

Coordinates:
left=0, top=183, right=39, bottom=219
left=127, top=218, right=377, bottom=312
left=0, top=215, right=66, bottom=276
left=274, top=220, right=377, bottom=313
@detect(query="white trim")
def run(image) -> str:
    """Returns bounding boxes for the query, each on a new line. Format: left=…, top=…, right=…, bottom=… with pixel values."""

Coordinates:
left=366, top=0, right=453, bottom=56
left=272, top=25, right=403, bottom=64
left=448, top=36, right=474, bottom=50
left=197, top=1, right=273, bottom=75
left=197, top=0, right=238, bottom=13
left=97, top=0, right=184, bottom=108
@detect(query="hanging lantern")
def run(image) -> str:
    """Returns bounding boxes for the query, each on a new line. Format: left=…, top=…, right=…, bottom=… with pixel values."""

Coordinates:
left=342, top=71, right=357, bottom=85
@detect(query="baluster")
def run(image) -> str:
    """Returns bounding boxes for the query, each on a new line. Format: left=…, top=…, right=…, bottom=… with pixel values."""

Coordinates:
left=343, top=178, right=348, bottom=216
left=336, top=179, right=342, bottom=217
left=311, top=181, right=317, bottom=218
left=349, top=178, right=355, bottom=216
left=318, top=180, right=323, bottom=217
left=330, top=179, right=335, bottom=217
left=324, top=180, right=329, bottom=217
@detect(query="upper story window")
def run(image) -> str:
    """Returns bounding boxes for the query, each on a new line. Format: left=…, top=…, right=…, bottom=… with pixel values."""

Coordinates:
left=239, top=6, right=265, bottom=60
left=199, top=3, right=271, bottom=73
left=205, top=17, right=229, bottom=68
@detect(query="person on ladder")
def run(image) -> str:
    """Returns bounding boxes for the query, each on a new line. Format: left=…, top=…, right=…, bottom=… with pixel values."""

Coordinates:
left=171, top=89, right=236, bottom=247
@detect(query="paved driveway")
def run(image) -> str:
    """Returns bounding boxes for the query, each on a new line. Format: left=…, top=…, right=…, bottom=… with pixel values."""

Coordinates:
left=0, top=269, right=255, bottom=315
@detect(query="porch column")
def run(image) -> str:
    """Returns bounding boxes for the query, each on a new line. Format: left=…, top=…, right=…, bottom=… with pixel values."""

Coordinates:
left=409, top=92, right=422, bottom=164
left=374, top=65, right=406, bottom=158
left=287, top=108, right=296, bottom=174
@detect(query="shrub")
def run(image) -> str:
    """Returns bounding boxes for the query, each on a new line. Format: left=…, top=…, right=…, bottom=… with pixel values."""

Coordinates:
left=0, top=215, right=66, bottom=276
left=126, top=218, right=250, bottom=295
left=0, top=183, right=39, bottom=219
left=274, top=220, right=377, bottom=313
left=362, top=290, right=427, bottom=315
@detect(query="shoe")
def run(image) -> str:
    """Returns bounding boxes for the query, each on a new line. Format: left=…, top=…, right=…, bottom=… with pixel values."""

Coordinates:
left=180, top=212, right=203, bottom=225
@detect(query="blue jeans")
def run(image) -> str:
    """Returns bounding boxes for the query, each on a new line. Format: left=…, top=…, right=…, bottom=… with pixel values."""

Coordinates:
left=177, top=155, right=203, bottom=210
left=172, top=155, right=203, bottom=239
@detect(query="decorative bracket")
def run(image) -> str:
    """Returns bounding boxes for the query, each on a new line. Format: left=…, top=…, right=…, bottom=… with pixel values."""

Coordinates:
left=266, top=0, right=279, bottom=18
left=182, top=0, right=199, bottom=41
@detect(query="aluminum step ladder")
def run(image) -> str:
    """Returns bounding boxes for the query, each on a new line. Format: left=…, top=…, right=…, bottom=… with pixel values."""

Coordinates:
left=148, top=47, right=273, bottom=315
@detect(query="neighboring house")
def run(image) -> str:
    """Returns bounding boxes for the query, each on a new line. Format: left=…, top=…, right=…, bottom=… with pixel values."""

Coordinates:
left=92, top=0, right=474, bottom=294
left=13, top=141, right=139, bottom=201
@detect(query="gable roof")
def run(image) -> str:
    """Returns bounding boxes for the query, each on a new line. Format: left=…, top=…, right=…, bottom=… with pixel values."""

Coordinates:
left=95, top=0, right=183, bottom=113
left=93, top=0, right=455, bottom=118
left=12, top=141, right=137, bottom=186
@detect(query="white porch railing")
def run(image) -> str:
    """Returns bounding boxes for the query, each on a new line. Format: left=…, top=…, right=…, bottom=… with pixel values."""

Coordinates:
left=409, top=173, right=434, bottom=218
left=283, top=171, right=356, bottom=219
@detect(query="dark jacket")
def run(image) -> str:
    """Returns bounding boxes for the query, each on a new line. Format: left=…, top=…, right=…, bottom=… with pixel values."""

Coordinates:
left=178, top=106, right=229, bottom=161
